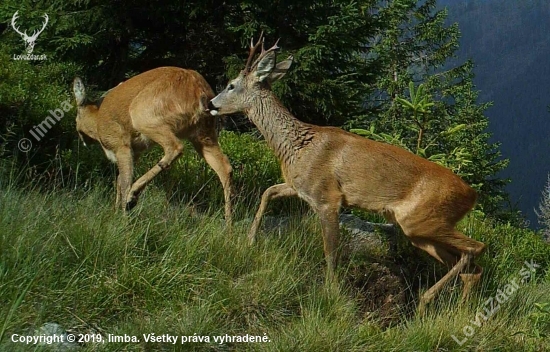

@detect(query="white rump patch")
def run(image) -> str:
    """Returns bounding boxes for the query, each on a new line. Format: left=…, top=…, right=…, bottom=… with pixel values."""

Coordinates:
left=210, top=110, right=219, bottom=116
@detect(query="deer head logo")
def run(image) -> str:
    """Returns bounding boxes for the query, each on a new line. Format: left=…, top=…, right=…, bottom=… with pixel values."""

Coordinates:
left=11, top=11, right=49, bottom=55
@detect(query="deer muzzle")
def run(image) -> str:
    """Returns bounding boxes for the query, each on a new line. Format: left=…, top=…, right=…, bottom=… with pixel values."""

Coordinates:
left=208, top=99, right=219, bottom=116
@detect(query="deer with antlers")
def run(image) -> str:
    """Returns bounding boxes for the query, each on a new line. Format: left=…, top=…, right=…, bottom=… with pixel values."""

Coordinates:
left=11, top=11, right=49, bottom=54
left=208, top=33, right=486, bottom=312
left=73, top=67, right=233, bottom=224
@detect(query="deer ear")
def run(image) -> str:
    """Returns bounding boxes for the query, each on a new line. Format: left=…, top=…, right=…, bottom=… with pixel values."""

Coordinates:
left=73, top=77, right=86, bottom=106
left=254, top=51, right=277, bottom=82
left=268, top=55, right=293, bottom=84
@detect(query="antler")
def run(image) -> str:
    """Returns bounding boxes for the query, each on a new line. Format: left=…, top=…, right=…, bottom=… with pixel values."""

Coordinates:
left=11, top=11, right=28, bottom=39
left=243, top=31, right=281, bottom=73
left=244, top=31, right=264, bottom=72
left=29, top=14, right=48, bottom=40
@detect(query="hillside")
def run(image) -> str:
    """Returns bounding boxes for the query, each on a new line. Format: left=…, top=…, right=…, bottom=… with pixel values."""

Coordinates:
left=1, top=1, right=549, bottom=350
left=440, top=0, right=550, bottom=226
left=1, top=181, right=549, bottom=351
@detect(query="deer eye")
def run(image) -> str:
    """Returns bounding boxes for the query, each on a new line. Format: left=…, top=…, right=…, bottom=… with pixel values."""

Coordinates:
left=227, top=84, right=235, bottom=91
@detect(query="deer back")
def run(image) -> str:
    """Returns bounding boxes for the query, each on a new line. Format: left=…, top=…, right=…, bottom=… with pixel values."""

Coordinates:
left=75, top=67, right=215, bottom=148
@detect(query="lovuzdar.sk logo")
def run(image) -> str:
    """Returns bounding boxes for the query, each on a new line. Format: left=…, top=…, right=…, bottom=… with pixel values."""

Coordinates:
left=11, top=11, right=48, bottom=61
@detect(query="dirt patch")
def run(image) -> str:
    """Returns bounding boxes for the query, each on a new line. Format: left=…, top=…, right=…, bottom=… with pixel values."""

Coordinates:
left=339, top=216, right=416, bottom=326
left=346, top=261, right=409, bottom=327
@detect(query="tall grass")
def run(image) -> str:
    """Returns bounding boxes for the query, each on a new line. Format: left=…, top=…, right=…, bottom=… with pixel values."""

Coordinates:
left=0, top=183, right=548, bottom=351
left=1, top=129, right=549, bottom=351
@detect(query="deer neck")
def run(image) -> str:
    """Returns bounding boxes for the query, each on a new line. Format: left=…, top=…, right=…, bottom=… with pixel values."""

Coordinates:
left=77, top=105, right=101, bottom=141
left=246, top=91, right=314, bottom=165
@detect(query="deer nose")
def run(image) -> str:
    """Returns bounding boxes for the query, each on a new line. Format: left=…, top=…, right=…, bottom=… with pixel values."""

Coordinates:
left=208, top=100, right=216, bottom=110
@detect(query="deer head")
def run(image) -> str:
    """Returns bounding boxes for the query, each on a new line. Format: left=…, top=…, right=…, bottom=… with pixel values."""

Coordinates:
left=11, top=11, right=49, bottom=54
left=209, top=32, right=293, bottom=116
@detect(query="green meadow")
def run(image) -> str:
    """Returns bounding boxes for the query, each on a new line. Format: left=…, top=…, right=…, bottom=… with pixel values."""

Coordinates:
left=1, top=132, right=549, bottom=352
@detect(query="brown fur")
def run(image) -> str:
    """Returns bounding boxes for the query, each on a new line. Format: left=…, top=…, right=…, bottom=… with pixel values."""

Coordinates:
left=73, top=67, right=233, bottom=223
left=209, top=36, right=485, bottom=312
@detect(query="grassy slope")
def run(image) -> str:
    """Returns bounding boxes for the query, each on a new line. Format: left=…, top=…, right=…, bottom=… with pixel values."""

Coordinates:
left=0, top=185, right=549, bottom=352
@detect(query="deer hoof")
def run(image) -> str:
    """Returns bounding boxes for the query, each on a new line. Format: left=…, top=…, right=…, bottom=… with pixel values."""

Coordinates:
left=125, top=197, right=138, bottom=211
left=417, top=294, right=433, bottom=316
left=417, top=301, right=427, bottom=316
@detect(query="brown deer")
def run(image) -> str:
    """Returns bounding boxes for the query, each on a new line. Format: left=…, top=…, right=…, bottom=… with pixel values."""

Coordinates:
left=73, top=67, right=233, bottom=224
left=208, top=33, right=486, bottom=312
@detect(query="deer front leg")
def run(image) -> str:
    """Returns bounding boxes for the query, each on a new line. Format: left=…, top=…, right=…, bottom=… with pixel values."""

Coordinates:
left=116, top=148, right=134, bottom=212
left=317, top=204, right=341, bottom=281
left=115, top=175, right=122, bottom=210
left=249, top=183, right=297, bottom=244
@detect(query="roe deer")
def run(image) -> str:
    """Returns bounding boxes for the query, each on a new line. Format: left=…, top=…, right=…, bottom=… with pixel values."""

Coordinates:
left=208, top=34, right=486, bottom=312
left=73, top=67, right=233, bottom=224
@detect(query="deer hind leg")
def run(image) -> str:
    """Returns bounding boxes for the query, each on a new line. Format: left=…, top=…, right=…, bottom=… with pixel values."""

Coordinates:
left=248, top=183, right=297, bottom=244
left=408, top=231, right=485, bottom=313
left=126, top=128, right=183, bottom=211
left=460, top=263, right=483, bottom=301
left=316, top=202, right=342, bottom=282
left=191, top=136, right=234, bottom=226
left=434, top=230, right=485, bottom=301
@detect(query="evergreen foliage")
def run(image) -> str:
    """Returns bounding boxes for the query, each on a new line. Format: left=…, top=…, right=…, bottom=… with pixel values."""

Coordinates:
left=0, top=0, right=509, bottom=216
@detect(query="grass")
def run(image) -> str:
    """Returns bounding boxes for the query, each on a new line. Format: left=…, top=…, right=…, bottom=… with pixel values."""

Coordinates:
left=0, top=183, right=549, bottom=351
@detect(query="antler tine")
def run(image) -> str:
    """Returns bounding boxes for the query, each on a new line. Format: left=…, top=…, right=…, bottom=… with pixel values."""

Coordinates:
left=244, top=31, right=264, bottom=72
left=269, top=38, right=281, bottom=51
left=250, top=38, right=281, bottom=70
left=259, top=37, right=266, bottom=55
